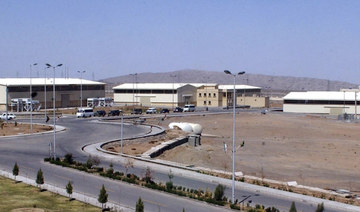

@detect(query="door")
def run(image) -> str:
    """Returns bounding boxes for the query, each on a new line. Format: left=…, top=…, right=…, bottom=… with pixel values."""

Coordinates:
left=61, top=94, right=70, bottom=108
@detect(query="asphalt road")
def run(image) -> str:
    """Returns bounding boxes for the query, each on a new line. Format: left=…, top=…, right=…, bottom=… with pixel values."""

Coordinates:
left=0, top=115, right=356, bottom=212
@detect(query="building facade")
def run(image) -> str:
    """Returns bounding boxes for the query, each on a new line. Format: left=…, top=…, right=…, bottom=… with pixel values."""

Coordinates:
left=283, top=89, right=360, bottom=115
left=0, top=78, right=105, bottom=111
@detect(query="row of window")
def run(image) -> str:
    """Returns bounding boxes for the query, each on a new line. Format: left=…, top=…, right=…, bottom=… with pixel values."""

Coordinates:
left=199, top=93, right=216, bottom=98
left=284, top=99, right=359, bottom=105
left=114, top=89, right=177, bottom=94
left=8, top=85, right=105, bottom=92
left=203, top=101, right=212, bottom=105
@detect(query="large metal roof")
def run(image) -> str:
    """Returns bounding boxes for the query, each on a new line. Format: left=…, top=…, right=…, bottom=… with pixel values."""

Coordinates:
left=113, top=83, right=261, bottom=90
left=218, top=85, right=261, bottom=90
left=0, top=78, right=105, bottom=86
left=113, top=83, right=208, bottom=90
left=284, top=91, right=359, bottom=101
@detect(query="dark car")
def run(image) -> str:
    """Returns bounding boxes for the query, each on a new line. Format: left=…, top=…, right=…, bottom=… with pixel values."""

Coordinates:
left=94, top=110, right=106, bottom=117
left=173, top=107, right=183, bottom=112
left=108, top=110, right=121, bottom=116
left=131, top=108, right=142, bottom=114
left=160, top=108, right=170, bottom=113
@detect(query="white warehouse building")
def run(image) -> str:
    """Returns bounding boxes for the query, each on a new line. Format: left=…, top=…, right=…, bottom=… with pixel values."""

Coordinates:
left=0, top=78, right=105, bottom=111
left=283, top=89, right=360, bottom=115
left=113, top=83, right=206, bottom=107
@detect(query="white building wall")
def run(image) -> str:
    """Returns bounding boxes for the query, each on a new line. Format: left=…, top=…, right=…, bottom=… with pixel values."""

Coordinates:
left=284, top=104, right=360, bottom=114
left=0, top=85, right=6, bottom=111
left=114, top=93, right=178, bottom=106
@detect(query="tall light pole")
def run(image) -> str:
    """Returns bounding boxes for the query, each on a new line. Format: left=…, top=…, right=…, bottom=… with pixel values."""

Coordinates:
left=77, top=71, right=86, bottom=108
left=170, top=74, right=177, bottom=110
left=30, top=63, right=38, bottom=134
left=130, top=73, right=137, bottom=109
left=44, top=67, right=49, bottom=120
left=46, top=63, right=63, bottom=159
left=224, top=69, right=245, bottom=204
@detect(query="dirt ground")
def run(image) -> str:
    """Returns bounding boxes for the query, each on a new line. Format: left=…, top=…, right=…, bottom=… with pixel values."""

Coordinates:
left=141, top=112, right=360, bottom=193
left=0, top=122, right=52, bottom=136
left=104, top=129, right=187, bottom=156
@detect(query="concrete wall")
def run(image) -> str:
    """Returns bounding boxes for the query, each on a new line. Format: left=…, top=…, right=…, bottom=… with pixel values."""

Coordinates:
left=236, top=95, right=269, bottom=108
left=0, top=85, right=6, bottom=111
left=284, top=103, right=360, bottom=115
left=6, top=88, right=104, bottom=109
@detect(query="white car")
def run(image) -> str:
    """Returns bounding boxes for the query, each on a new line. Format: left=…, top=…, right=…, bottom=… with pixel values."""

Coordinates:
left=146, top=108, right=157, bottom=114
left=1, top=113, right=16, bottom=120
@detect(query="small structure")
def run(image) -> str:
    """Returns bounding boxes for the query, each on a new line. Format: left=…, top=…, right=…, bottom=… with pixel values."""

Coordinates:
left=169, top=122, right=203, bottom=147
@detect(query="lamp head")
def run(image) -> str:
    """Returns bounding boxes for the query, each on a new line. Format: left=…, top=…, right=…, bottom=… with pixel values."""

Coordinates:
left=238, top=71, right=245, bottom=75
left=46, top=64, right=51, bottom=67
left=224, top=70, right=231, bottom=75
left=33, top=63, right=38, bottom=66
left=57, top=64, right=63, bottom=67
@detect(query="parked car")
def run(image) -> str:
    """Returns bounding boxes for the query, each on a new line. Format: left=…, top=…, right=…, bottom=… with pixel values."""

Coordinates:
left=183, top=104, right=195, bottom=112
left=108, top=110, right=121, bottom=116
left=160, top=108, right=169, bottom=113
left=173, top=107, right=183, bottom=113
left=94, top=110, right=106, bottom=117
left=146, top=108, right=157, bottom=114
left=1, top=113, right=16, bottom=120
left=131, top=108, right=142, bottom=114
left=76, top=108, right=94, bottom=118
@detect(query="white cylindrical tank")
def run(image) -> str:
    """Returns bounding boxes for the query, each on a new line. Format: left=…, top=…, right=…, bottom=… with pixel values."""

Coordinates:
left=169, top=122, right=202, bottom=134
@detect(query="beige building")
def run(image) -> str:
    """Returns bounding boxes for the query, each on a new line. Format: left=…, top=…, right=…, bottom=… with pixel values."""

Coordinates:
left=0, top=78, right=105, bottom=111
left=113, top=83, right=204, bottom=107
left=197, top=84, right=269, bottom=108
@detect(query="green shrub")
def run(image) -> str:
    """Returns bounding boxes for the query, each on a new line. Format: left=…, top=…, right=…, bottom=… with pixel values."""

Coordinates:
left=214, top=184, right=226, bottom=201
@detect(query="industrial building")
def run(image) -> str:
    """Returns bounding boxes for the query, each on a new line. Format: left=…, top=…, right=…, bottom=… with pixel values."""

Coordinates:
left=113, top=83, right=268, bottom=108
left=283, top=89, right=360, bottom=115
left=0, top=78, right=105, bottom=111
left=196, top=84, right=268, bottom=108
left=113, top=83, right=201, bottom=107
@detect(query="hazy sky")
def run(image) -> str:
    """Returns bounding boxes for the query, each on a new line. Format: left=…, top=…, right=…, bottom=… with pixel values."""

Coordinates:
left=1, top=1, right=360, bottom=83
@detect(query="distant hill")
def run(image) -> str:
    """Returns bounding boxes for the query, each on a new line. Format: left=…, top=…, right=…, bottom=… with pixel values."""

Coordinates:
left=100, top=69, right=358, bottom=97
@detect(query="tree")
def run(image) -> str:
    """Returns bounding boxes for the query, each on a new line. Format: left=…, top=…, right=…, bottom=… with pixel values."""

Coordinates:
left=98, top=184, right=108, bottom=209
left=144, top=166, right=153, bottom=184
left=12, top=162, right=19, bottom=181
left=289, top=201, right=297, bottom=212
left=64, top=153, right=73, bottom=164
left=124, top=158, right=134, bottom=175
left=168, top=169, right=174, bottom=183
left=214, top=184, right=226, bottom=201
left=315, top=203, right=324, bottom=212
left=66, top=181, right=73, bottom=200
left=135, top=197, right=144, bottom=212
left=36, top=168, right=44, bottom=189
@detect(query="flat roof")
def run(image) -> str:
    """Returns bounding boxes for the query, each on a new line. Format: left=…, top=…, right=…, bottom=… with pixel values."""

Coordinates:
left=113, top=83, right=207, bottom=90
left=113, top=83, right=261, bottom=90
left=0, top=78, right=105, bottom=86
left=218, top=85, right=261, bottom=90
left=284, top=91, right=359, bottom=101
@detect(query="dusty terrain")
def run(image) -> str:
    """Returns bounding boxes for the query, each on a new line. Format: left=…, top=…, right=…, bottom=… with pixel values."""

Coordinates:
left=143, top=112, right=360, bottom=193
left=0, top=122, right=52, bottom=136
left=104, top=129, right=187, bottom=156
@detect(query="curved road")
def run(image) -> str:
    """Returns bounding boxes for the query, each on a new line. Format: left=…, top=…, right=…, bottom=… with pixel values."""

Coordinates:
left=0, top=116, right=357, bottom=212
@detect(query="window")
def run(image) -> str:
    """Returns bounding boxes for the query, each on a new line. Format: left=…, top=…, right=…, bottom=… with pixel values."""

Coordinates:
left=208, top=101, right=211, bottom=105
left=203, top=101, right=206, bottom=105
left=208, top=93, right=211, bottom=97
left=223, top=93, right=226, bottom=97
left=213, top=93, right=216, bottom=97
left=199, top=93, right=202, bottom=97
left=204, top=93, right=207, bottom=97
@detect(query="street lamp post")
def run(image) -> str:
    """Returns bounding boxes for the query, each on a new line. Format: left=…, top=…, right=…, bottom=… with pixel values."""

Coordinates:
left=44, top=67, right=49, bottom=120
left=224, top=69, right=245, bottom=204
left=170, top=74, right=177, bottom=110
left=46, top=63, right=63, bottom=159
left=30, top=63, right=38, bottom=134
left=77, top=71, right=86, bottom=108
